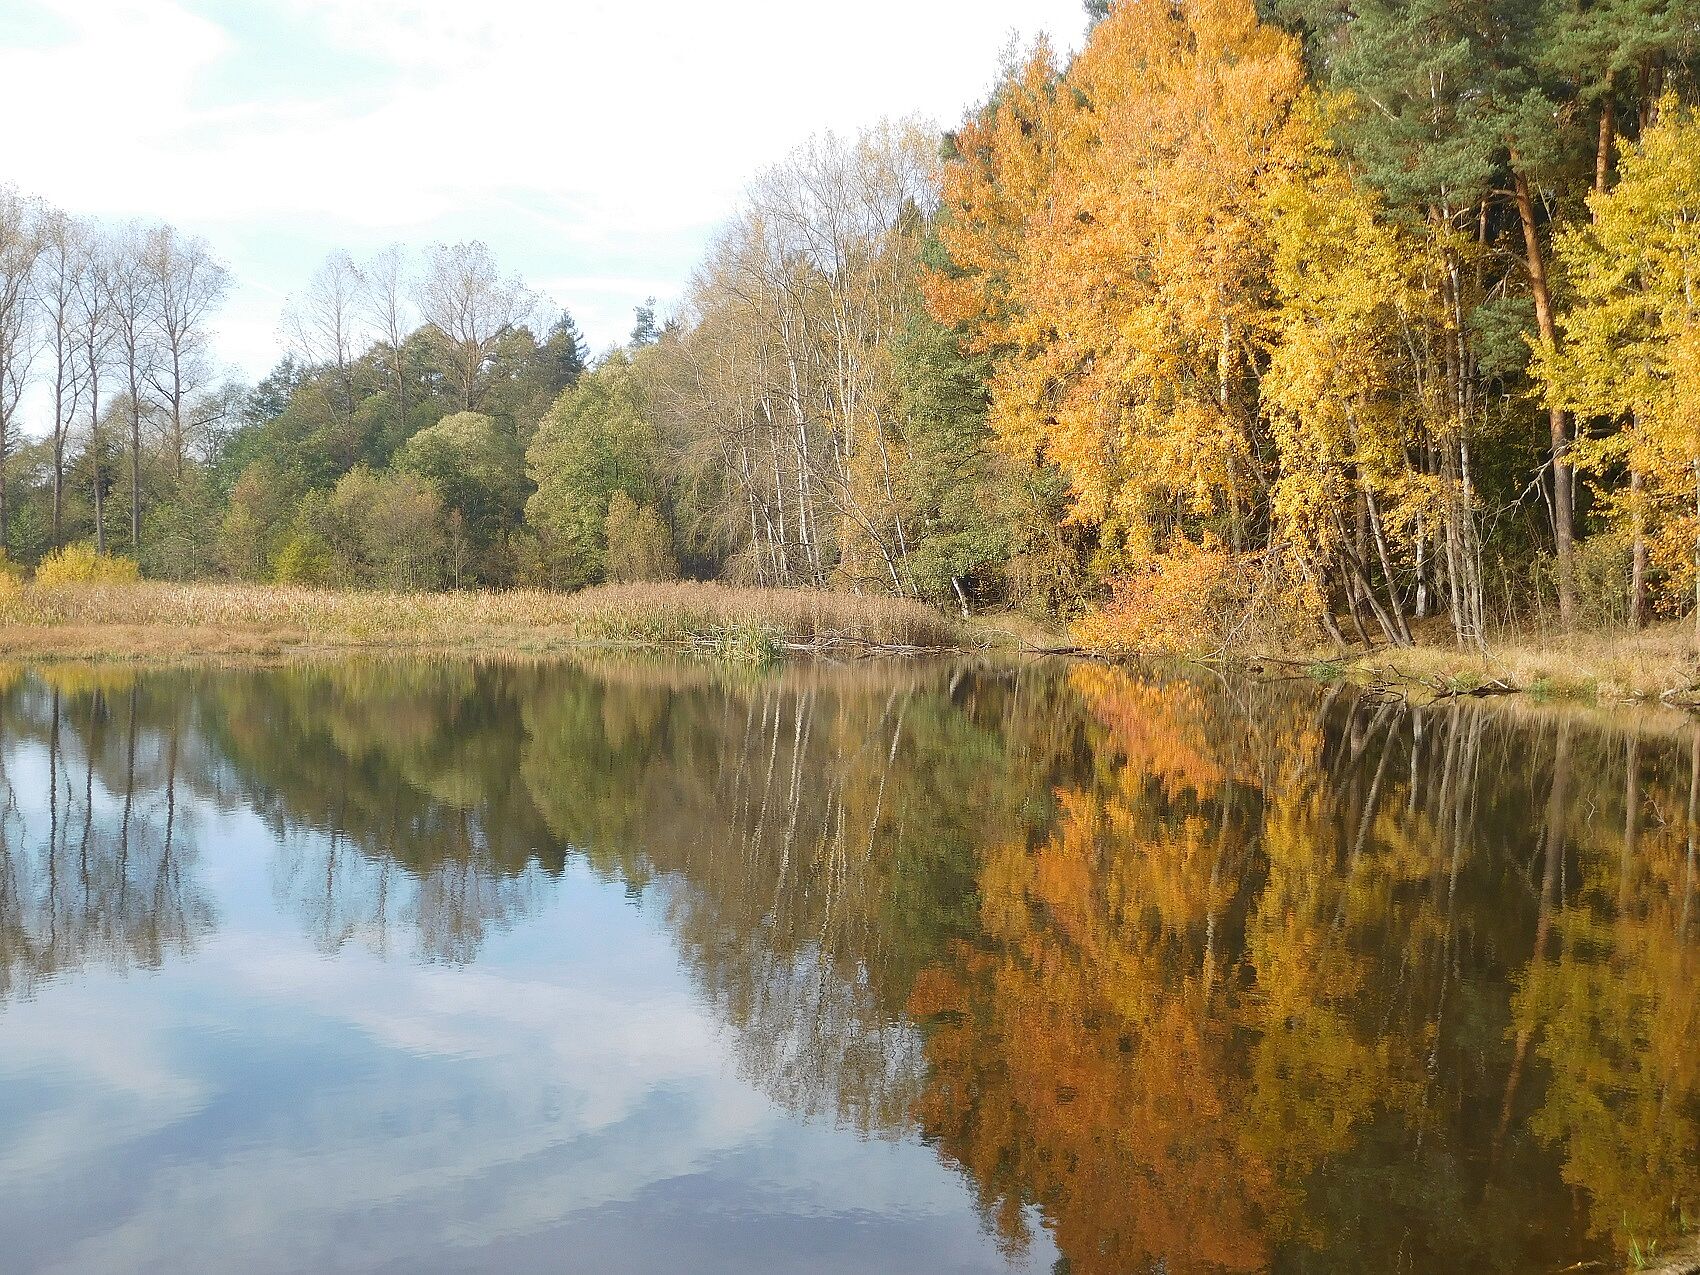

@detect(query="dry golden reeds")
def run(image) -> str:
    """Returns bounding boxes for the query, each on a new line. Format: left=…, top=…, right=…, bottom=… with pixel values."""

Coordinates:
left=0, top=579, right=967, bottom=661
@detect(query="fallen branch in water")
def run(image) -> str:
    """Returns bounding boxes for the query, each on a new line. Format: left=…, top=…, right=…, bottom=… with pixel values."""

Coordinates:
left=1427, top=676, right=1518, bottom=700
left=785, top=634, right=966, bottom=656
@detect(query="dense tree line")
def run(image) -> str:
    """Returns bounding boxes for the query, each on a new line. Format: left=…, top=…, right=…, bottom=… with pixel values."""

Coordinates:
left=930, top=0, right=1700, bottom=649
left=5, top=0, right=1699, bottom=649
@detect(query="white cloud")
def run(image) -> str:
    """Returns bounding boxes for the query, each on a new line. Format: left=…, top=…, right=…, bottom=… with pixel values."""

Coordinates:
left=1, top=0, right=1087, bottom=388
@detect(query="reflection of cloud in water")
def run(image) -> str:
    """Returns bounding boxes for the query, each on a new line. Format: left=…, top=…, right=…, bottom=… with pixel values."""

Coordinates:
left=0, top=989, right=210, bottom=1197
left=0, top=882, right=1043, bottom=1274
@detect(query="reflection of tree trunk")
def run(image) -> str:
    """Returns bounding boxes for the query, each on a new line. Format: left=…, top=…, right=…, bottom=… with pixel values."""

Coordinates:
left=1494, top=723, right=1570, bottom=1163
left=119, top=686, right=138, bottom=902
left=79, top=696, right=97, bottom=899
left=1350, top=709, right=1397, bottom=862
left=159, top=727, right=180, bottom=925
left=47, top=691, right=62, bottom=951
left=1685, top=732, right=1698, bottom=940
left=1621, top=734, right=1641, bottom=909
left=1429, top=711, right=1482, bottom=1082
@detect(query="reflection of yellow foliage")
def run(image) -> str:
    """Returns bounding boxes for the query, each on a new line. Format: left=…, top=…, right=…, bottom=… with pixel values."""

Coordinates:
left=909, top=669, right=1498, bottom=1271
left=914, top=825, right=1281, bottom=1273
left=30, top=662, right=140, bottom=698
left=1514, top=773, right=1700, bottom=1253
left=1070, top=664, right=1225, bottom=799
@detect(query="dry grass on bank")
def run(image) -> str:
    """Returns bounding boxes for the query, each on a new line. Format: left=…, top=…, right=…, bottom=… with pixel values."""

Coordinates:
left=0, top=580, right=969, bottom=662
left=1319, top=622, right=1700, bottom=704
left=7, top=576, right=1692, bottom=707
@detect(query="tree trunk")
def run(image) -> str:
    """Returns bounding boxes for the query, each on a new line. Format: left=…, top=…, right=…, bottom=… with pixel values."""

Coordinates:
left=90, top=362, right=104, bottom=554
left=1511, top=160, right=1575, bottom=628
left=1595, top=80, right=1615, bottom=204
left=131, top=402, right=143, bottom=552
left=1365, top=490, right=1413, bottom=645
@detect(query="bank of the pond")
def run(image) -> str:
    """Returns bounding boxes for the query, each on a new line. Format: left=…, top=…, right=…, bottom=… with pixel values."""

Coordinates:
left=0, top=580, right=975, bottom=663
left=5, top=581, right=1698, bottom=709
left=1288, top=624, right=1700, bottom=707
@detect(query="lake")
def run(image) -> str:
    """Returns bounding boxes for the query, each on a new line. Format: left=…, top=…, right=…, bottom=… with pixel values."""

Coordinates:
left=0, top=657, right=1695, bottom=1273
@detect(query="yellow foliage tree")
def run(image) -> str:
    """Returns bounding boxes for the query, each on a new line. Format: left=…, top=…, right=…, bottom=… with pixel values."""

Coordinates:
left=930, top=1, right=1496, bottom=651
left=1539, top=100, right=1700, bottom=638
left=933, top=0, right=1311, bottom=568
left=1261, top=144, right=1486, bottom=646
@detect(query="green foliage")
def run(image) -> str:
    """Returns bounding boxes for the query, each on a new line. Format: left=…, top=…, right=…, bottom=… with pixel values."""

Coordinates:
left=140, top=477, right=223, bottom=581
left=524, top=352, right=661, bottom=589
left=1573, top=531, right=1634, bottom=629
left=1272, top=0, right=1509, bottom=208
left=629, top=298, right=662, bottom=348
left=288, top=467, right=447, bottom=590
left=218, top=458, right=301, bottom=581
left=271, top=531, right=335, bottom=585
left=604, top=491, right=679, bottom=583
left=394, top=411, right=527, bottom=582
left=889, top=311, right=1016, bottom=609
left=538, top=312, right=589, bottom=397
left=339, top=467, right=447, bottom=591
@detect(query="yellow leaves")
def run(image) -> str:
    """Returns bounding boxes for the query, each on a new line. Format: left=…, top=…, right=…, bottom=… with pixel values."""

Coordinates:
left=34, top=542, right=144, bottom=586
left=1540, top=100, right=1700, bottom=608
left=1073, top=533, right=1316, bottom=656
left=929, top=0, right=1314, bottom=569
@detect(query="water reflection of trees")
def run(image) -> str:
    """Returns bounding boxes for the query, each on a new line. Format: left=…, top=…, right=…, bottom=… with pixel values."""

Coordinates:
left=907, top=667, right=1700, bottom=1274
left=208, top=663, right=562, bottom=963
left=518, top=658, right=1084, bottom=1132
left=3, top=655, right=1696, bottom=1271
left=0, top=668, right=214, bottom=1001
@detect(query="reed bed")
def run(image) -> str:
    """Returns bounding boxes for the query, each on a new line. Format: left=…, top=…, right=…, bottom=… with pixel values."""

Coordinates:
left=0, top=580, right=968, bottom=661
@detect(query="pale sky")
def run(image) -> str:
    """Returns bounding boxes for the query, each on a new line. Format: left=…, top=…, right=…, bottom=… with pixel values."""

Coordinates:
left=1, top=0, right=1088, bottom=386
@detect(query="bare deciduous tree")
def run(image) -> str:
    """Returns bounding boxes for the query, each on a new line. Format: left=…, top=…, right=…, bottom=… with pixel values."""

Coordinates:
left=144, top=225, right=229, bottom=482
left=74, top=229, right=117, bottom=551
left=655, top=123, right=937, bottom=593
left=414, top=240, right=534, bottom=412
left=360, top=245, right=413, bottom=440
left=109, top=224, right=160, bottom=552
left=283, top=250, right=364, bottom=424
left=36, top=209, right=88, bottom=547
left=0, top=186, right=43, bottom=555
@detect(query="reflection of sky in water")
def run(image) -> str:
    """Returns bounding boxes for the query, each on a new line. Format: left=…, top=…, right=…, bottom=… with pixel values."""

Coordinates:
left=0, top=765, right=1052, bottom=1274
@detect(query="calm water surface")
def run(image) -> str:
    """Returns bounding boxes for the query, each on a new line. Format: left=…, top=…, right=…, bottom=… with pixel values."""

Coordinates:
left=0, top=657, right=1696, bottom=1273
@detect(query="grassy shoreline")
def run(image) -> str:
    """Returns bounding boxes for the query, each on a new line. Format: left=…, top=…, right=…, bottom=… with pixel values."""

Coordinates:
left=3, top=580, right=1698, bottom=709
left=0, top=580, right=975, bottom=663
left=1276, top=624, right=1700, bottom=707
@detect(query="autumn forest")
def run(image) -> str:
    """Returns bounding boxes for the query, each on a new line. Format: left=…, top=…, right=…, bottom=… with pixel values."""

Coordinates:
left=2, top=0, right=1699, bottom=657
